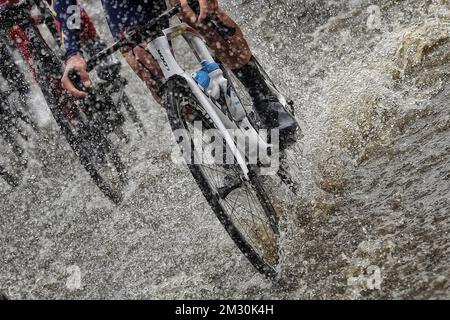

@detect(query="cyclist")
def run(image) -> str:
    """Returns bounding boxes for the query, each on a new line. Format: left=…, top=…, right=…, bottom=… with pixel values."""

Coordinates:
left=1, top=0, right=104, bottom=129
left=0, top=290, right=8, bottom=300
left=56, top=0, right=298, bottom=140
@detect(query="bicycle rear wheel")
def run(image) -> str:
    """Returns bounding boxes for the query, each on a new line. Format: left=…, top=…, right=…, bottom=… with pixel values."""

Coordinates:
left=0, top=40, right=37, bottom=134
left=163, top=76, right=281, bottom=278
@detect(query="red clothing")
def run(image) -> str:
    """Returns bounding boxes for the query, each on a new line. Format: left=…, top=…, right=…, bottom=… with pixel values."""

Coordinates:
left=0, top=0, right=20, bottom=6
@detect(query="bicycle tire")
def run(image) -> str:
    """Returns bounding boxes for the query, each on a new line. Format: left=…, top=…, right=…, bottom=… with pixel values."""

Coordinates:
left=120, top=92, right=147, bottom=136
left=0, top=125, right=26, bottom=188
left=0, top=39, right=37, bottom=134
left=69, top=124, right=127, bottom=204
left=163, top=75, right=280, bottom=279
left=19, top=20, right=127, bottom=203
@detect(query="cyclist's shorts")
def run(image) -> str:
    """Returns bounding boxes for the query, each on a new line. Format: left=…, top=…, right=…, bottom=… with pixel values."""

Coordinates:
left=101, top=0, right=169, bottom=39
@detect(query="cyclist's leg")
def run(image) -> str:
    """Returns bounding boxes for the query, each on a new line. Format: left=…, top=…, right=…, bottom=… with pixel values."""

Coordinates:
left=169, top=0, right=251, bottom=70
left=121, top=44, right=165, bottom=103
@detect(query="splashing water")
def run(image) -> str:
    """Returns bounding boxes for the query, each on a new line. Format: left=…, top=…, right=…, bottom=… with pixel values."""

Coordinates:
left=1, top=0, right=450, bottom=299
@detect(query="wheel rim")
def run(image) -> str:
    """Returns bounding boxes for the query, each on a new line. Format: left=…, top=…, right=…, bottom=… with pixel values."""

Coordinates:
left=70, top=117, right=126, bottom=203
left=0, top=130, right=25, bottom=186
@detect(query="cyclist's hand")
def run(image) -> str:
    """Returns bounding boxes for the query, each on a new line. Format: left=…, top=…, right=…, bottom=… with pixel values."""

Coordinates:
left=62, top=54, right=91, bottom=98
left=179, top=0, right=218, bottom=24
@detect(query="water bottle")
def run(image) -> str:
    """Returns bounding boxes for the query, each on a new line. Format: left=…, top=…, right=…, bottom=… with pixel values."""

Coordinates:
left=193, top=60, right=227, bottom=100
left=193, top=60, right=245, bottom=121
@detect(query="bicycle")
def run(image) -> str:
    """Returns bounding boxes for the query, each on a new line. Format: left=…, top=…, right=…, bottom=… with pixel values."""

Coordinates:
left=0, top=33, right=38, bottom=132
left=0, top=35, right=33, bottom=187
left=3, top=0, right=147, bottom=141
left=0, top=0, right=127, bottom=203
left=0, top=290, right=8, bottom=300
left=70, top=0, right=303, bottom=278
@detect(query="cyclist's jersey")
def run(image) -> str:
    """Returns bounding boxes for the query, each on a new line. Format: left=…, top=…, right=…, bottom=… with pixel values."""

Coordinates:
left=54, top=0, right=168, bottom=59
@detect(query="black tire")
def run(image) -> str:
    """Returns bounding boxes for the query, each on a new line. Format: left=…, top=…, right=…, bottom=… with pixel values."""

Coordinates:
left=0, top=291, right=8, bottom=300
left=120, top=93, right=147, bottom=136
left=70, top=123, right=127, bottom=205
left=52, top=100, right=127, bottom=204
left=163, top=76, right=280, bottom=279
left=21, top=21, right=127, bottom=203
left=0, top=37, right=30, bottom=96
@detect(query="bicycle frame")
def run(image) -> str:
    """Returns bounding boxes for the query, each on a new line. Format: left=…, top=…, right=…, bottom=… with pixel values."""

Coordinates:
left=147, top=23, right=273, bottom=180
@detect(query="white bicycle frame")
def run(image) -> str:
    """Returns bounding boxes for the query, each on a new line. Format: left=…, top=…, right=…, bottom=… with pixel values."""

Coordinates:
left=147, top=23, right=273, bottom=180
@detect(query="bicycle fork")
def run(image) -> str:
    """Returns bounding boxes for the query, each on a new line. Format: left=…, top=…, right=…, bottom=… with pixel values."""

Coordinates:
left=146, top=24, right=273, bottom=180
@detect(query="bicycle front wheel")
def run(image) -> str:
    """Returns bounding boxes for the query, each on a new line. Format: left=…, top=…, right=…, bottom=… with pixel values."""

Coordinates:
left=163, top=76, right=281, bottom=279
